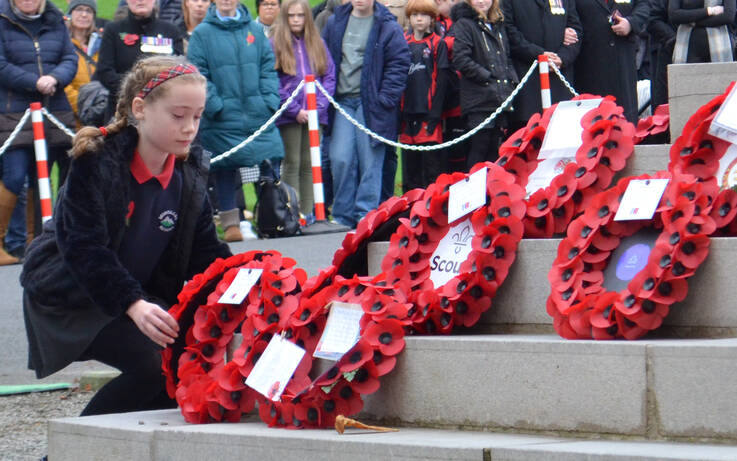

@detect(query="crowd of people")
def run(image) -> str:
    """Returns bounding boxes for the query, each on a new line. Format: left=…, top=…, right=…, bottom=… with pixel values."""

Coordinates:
left=2, top=0, right=737, bottom=260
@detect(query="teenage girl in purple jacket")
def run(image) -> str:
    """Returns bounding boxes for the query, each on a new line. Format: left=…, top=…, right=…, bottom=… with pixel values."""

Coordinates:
left=271, top=0, right=335, bottom=220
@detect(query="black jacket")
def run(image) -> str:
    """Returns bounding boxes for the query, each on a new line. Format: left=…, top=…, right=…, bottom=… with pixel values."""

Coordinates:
left=502, top=0, right=583, bottom=123
left=21, top=126, right=231, bottom=378
left=95, top=10, right=183, bottom=120
left=573, top=0, right=649, bottom=122
left=450, top=2, right=518, bottom=123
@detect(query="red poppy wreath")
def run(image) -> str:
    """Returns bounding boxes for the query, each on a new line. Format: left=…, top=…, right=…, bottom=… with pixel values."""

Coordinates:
left=381, top=162, right=526, bottom=334
left=162, top=250, right=310, bottom=423
left=546, top=171, right=718, bottom=340
left=667, top=82, right=737, bottom=233
left=497, top=95, right=636, bottom=237
left=635, top=104, right=670, bottom=143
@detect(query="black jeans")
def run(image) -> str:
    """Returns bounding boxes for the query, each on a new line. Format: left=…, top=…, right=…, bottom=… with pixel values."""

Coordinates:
left=79, top=314, right=175, bottom=416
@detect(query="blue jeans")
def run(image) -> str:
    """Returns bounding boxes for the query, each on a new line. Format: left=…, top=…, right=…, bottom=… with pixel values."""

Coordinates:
left=329, top=98, right=385, bottom=228
left=2, top=148, right=31, bottom=251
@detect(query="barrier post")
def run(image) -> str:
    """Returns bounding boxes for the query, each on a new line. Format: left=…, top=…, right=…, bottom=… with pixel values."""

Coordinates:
left=538, top=54, right=552, bottom=110
left=300, top=76, right=350, bottom=235
left=305, top=74, right=326, bottom=221
left=29, top=102, right=53, bottom=223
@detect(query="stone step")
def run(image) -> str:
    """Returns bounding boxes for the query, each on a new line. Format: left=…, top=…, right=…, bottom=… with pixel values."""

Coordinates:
left=360, top=335, right=737, bottom=442
left=668, top=62, right=737, bottom=140
left=48, top=409, right=737, bottom=461
left=620, top=144, right=670, bottom=178
left=367, top=237, right=737, bottom=335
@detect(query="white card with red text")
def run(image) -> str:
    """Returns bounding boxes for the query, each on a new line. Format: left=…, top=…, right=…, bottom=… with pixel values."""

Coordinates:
left=218, top=268, right=263, bottom=305
left=245, top=334, right=305, bottom=402
left=614, top=179, right=669, bottom=221
left=448, top=167, right=487, bottom=223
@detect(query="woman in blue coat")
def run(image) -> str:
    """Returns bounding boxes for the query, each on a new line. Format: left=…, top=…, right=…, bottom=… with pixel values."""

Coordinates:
left=187, top=0, right=285, bottom=241
left=0, top=0, right=78, bottom=265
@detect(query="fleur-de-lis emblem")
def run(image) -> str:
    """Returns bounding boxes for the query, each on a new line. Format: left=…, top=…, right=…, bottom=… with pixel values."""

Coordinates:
left=451, top=223, right=472, bottom=254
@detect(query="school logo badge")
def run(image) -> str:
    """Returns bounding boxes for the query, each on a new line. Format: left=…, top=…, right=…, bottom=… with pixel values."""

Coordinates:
left=158, top=210, right=178, bottom=232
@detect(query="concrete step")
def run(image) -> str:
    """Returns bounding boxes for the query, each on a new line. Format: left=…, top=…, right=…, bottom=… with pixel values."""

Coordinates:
left=368, top=237, right=737, bottom=335
left=48, top=409, right=737, bottom=461
left=668, top=62, right=737, bottom=141
left=620, top=144, right=670, bottom=178
left=360, top=335, right=737, bottom=442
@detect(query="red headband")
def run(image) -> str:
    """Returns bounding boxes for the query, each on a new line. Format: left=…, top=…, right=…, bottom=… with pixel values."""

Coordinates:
left=136, top=63, right=198, bottom=100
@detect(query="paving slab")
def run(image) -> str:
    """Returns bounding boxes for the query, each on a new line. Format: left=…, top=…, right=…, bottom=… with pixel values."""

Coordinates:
left=362, top=335, right=648, bottom=436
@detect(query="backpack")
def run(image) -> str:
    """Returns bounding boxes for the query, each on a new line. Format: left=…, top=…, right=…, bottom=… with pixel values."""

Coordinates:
left=254, top=160, right=301, bottom=238
left=77, top=80, right=109, bottom=127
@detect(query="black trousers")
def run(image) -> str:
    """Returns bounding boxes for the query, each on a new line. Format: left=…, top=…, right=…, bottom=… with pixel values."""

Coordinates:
left=466, top=127, right=503, bottom=170
left=79, top=314, right=175, bottom=416
left=402, top=143, right=448, bottom=192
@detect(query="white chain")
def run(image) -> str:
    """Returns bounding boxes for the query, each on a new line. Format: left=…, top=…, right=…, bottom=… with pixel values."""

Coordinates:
left=211, top=80, right=305, bottom=166
left=41, top=107, right=77, bottom=138
left=315, top=61, right=539, bottom=151
left=549, top=61, right=579, bottom=97
left=0, top=109, right=31, bottom=157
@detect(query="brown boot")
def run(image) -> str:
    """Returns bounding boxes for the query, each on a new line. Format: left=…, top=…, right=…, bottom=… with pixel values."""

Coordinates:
left=220, top=208, right=243, bottom=242
left=0, top=182, right=20, bottom=266
left=25, top=187, right=35, bottom=247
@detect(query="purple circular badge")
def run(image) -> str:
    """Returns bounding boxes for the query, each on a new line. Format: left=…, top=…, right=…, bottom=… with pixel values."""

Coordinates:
left=615, top=243, right=651, bottom=281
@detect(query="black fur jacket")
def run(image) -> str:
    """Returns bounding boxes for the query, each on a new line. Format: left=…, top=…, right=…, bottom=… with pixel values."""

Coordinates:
left=21, top=125, right=231, bottom=378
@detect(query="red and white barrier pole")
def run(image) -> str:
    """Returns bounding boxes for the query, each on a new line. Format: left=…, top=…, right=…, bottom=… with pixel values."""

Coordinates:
left=29, top=102, right=53, bottom=223
left=538, top=54, right=552, bottom=110
left=305, top=75, right=326, bottom=221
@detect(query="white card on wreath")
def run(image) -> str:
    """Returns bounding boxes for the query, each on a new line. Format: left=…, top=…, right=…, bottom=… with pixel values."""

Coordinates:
left=614, top=179, right=669, bottom=221
left=313, top=302, right=363, bottom=361
left=448, top=167, right=487, bottom=223
left=245, top=334, right=305, bottom=401
left=218, top=268, right=263, bottom=305
left=525, top=156, right=574, bottom=198
left=708, top=85, right=737, bottom=144
left=429, top=218, right=473, bottom=287
left=715, top=144, right=737, bottom=190
left=539, top=98, right=602, bottom=160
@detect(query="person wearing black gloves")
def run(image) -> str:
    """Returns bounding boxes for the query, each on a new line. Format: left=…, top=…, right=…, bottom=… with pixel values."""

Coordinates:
left=451, top=0, right=518, bottom=167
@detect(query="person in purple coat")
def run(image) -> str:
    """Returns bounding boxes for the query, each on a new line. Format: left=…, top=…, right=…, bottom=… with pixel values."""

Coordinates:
left=271, top=0, right=335, bottom=219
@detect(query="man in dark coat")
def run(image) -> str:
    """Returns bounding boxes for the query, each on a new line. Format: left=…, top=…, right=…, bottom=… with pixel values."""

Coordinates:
left=322, top=0, right=410, bottom=228
left=647, top=0, right=675, bottom=109
left=574, top=0, right=649, bottom=122
left=503, top=0, right=583, bottom=129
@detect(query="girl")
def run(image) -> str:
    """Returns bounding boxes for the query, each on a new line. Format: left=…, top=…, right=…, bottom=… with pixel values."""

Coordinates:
left=400, top=0, right=450, bottom=191
left=21, top=56, right=232, bottom=416
left=271, top=0, right=335, bottom=220
left=180, top=0, right=211, bottom=51
left=65, top=0, right=103, bottom=126
left=451, top=0, right=517, bottom=168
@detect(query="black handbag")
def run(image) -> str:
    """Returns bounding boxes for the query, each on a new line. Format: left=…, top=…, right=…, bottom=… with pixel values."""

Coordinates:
left=254, top=160, right=301, bottom=238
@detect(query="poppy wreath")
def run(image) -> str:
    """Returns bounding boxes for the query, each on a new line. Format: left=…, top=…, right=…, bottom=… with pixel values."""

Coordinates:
left=634, top=104, right=669, bottom=143
left=161, top=250, right=310, bottom=423
left=667, top=83, right=737, bottom=233
left=331, top=188, right=425, bottom=278
left=255, top=274, right=411, bottom=429
left=497, top=95, right=636, bottom=237
left=546, top=171, right=718, bottom=340
left=380, top=162, right=526, bottom=334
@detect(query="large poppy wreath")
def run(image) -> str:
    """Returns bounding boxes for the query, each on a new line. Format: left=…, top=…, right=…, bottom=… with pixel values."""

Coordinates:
left=497, top=95, right=636, bottom=237
left=546, top=171, right=718, bottom=340
left=667, top=83, right=737, bottom=233
left=380, top=162, right=526, bottom=334
left=162, top=250, right=309, bottom=423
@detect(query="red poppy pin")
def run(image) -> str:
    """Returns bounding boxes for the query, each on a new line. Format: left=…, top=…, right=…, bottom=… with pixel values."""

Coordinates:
left=246, top=32, right=255, bottom=44
left=125, top=201, right=135, bottom=226
left=120, top=33, right=139, bottom=46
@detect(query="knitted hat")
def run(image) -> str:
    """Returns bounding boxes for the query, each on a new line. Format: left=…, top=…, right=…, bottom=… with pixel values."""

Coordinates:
left=67, top=0, right=97, bottom=15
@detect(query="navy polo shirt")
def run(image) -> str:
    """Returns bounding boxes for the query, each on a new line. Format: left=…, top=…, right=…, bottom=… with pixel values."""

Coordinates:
left=118, top=151, right=182, bottom=286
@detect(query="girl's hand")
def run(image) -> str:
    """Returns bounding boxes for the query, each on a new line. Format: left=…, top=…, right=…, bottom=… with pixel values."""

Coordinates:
left=126, top=299, right=179, bottom=347
left=296, top=109, right=309, bottom=124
